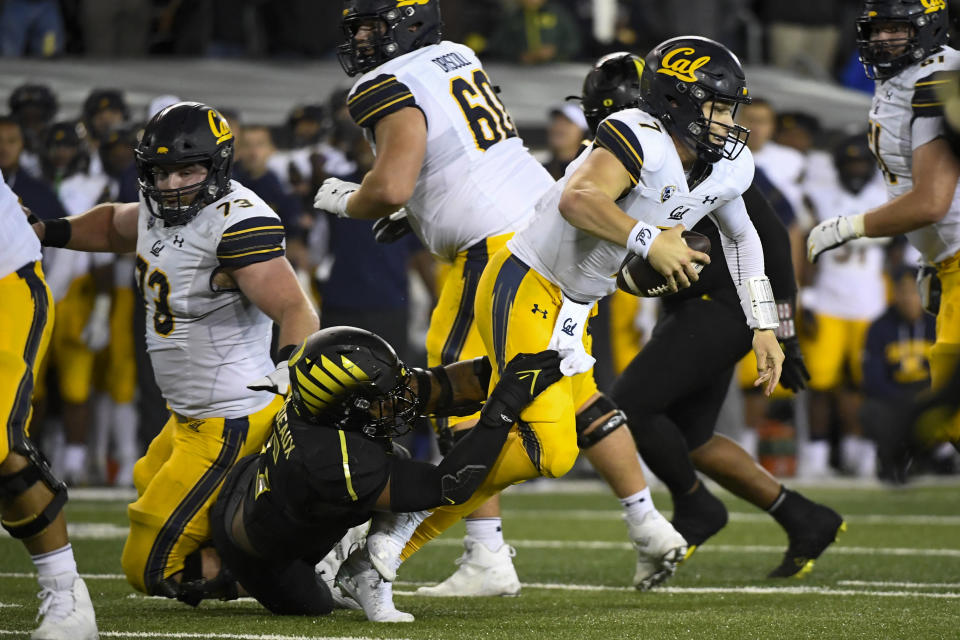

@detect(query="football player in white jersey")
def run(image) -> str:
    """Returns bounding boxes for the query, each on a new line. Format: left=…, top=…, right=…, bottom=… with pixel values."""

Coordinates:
left=1, top=183, right=99, bottom=639
left=802, top=133, right=890, bottom=477
left=314, top=0, right=691, bottom=611
left=30, top=102, right=319, bottom=602
left=808, top=0, right=960, bottom=446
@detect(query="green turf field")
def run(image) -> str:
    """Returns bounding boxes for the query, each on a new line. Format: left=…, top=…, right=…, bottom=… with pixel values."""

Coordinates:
left=2, top=481, right=959, bottom=640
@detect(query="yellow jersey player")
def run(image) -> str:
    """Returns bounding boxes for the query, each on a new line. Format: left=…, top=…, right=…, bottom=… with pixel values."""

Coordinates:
left=1, top=180, right=99, bottom=639
left=314, top=0, right=690, bottom=605
left=808, top=0, right=960, bottom=446
left=30, top=102, right=319, bottom=602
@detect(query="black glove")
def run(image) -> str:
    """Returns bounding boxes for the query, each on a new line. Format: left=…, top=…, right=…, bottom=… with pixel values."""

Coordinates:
left=372, top=209, right=413, bottom=243
left=479, top=350, right=562, bottom=428
left=774, top=299, right=809, bottom=392
left=779, top=336, right=810, bottom=392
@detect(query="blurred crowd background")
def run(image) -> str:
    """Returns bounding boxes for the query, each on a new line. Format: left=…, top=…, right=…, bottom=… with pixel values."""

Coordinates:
left=3, top=0, right=958, bottom=488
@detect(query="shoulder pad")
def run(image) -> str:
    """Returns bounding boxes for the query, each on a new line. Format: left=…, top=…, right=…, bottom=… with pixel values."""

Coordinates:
left=594, top=109, right=669, bottom=184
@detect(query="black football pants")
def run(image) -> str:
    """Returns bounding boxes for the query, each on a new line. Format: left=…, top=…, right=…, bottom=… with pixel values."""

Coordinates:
left=610, top=296, right=753, bottom=495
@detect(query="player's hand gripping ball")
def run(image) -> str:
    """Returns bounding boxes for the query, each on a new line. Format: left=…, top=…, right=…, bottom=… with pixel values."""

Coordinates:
left=617, top=230, right=711, bottom=297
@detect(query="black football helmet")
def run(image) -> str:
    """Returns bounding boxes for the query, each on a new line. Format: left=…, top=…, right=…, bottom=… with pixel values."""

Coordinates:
left=640, top=36, right=751, bottom=163
left=9, top=84, right=57, bottom=124
left=135, top=102, right=234, bottom=226
left=580, top=52, right=646, bottom=135
left=832, top=132, right=877, bottom=194
left=857, top=0, right=949, bottom=80
left=288, top=327, right=419, bottom=438
left=337, top=0, right=443, bottom=77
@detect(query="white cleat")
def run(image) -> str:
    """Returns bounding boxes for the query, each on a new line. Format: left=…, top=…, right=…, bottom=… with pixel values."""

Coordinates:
left=366, top=510, right=427, bottom=582
left=30, top=574, right=99, bottom=640
left=315, top=521, right=370, bottom=610
left=416, top=537, right=521, bottom=597
left=626, top=510, right=688, bottom=591
left=336, top=548, right=413, bottom=623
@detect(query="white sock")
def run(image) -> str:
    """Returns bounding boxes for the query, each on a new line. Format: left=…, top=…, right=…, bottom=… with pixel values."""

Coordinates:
left=465, top=517, right=505, bottom=552
left=63, top=444, right=86, bottom=474
left=620, top=487, right=654, bottom=523
left=31, top=544, right=78, bottom=579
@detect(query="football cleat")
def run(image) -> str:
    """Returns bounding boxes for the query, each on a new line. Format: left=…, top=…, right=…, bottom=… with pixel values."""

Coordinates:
left=416, top=537, right=521, bottom=597
left=670, top=484, right=729, bottom=563
left=30, top=574, right=99, bottom=640
left=626, top=510, right=688, bottom=591
left=315, top=521, right=369, bottom=610
left=366, top=510, right=428, bottom=582
left=769, top=505, right=846, bottom=579
left=336, top=548, right=413, bottom=623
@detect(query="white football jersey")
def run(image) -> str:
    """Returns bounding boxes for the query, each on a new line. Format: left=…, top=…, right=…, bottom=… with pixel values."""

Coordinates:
left=869, top=45, right=960, bottom=263
left=348, top=41, right=554, bottom=262
left=807, top=173, right=889, bottom=320
left=510, top=108, right=764, bottom=313
left=43, top=172, right=113, bottom=302
left=753, top=141, right=807, bottom=222
left=136, top=180, right=285, bottom=419
left=0, top=171, right=41, bottom=279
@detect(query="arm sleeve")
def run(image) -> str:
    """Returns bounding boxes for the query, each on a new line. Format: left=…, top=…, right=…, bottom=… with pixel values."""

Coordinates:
left=347, top=74, right=420, bottom=130
left=388, top=420, right=513, bottom=511
left=217, top=215, right=286, bottom=269
left=742, top=184, right=797, bottom=301
left=708, top=195, right=768, bottom=328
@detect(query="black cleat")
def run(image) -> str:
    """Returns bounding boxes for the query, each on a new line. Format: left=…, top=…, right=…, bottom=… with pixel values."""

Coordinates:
left=671, top=482, right=729, bottom=562
left=768, top=500, right=846, bottom=579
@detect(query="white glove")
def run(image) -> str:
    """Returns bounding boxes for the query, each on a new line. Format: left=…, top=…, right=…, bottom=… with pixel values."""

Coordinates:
left=314, top=177, right=360, bottom=218
left=807, top=214, right=865, bottom=263
left=547, top=296, right=596, bottom=377
left=247, top=362, right=290, bottom=396
left=82, top=293, right=112, bottom=351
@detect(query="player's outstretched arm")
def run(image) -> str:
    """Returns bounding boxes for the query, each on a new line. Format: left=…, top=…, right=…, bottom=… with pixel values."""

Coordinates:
left=31, top=202, right=138, bottom=253
left=314, top=108, right=426, bottom=220
left=230, top=257, right=319, bottom=356
left=809, top=138, right=960, bottom=262
left=380, top=351, right=563, bottom=512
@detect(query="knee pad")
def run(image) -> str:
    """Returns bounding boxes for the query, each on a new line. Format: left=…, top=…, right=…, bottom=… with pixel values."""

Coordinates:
left=576, top=395, right=627, bottom=450
left=0, top=439, right=68, bottom=539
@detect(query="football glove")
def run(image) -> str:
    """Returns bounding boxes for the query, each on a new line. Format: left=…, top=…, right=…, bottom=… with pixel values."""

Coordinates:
left=917, top=265, right=941, bottom=316
left=372, top=208, right=413, bottom=243
left=247, top=362, right=290, bottom=396
left=82, top=293, right=112, bottom=351
left=547, top=297, right=596, bottom=376
left=774, top=298, right=809, bottom=392
left=314, top=177, right=359, bottom=218
left=807, top=214, right=865, bottom=263
left=479, top=350, right=562, bottom=428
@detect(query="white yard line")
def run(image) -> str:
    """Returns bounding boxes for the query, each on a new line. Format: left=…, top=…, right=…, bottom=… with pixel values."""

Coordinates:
left=3, top=530, right=959, bottom=558
left=500, top=509, right=960, bottom=526
left=838, top=580, right=960, bottom=589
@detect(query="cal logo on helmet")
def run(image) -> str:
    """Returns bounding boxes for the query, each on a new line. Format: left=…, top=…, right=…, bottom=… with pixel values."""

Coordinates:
left=657, top=47, right=711, bottom=83
left=207, top=109, right=232, bottom=144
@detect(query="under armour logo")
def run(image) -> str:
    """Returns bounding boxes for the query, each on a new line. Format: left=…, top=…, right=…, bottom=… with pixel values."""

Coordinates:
left=561, top=317, right=577, bottom=336
left=531, top=304, right=548, bottom=318
left=702, top=195, right=718, bottom=205
left=669, top=206, right=690, bottom=220
left=173, top=234, right=184, bottom=248
left=150, top=240, right=164, bottom=256
left=635, top=227, right=652, bottom=246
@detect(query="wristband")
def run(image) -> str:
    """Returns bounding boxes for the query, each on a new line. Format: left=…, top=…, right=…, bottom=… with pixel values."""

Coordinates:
left=625, top=220, right=661, bottom=259
left=41, top=218, right=72, bottom=248
left=741, top=276, right=779, bottom=330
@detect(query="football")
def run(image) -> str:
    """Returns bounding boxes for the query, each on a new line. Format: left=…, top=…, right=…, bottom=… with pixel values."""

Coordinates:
left=616, top=230, right=712, bottom=297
